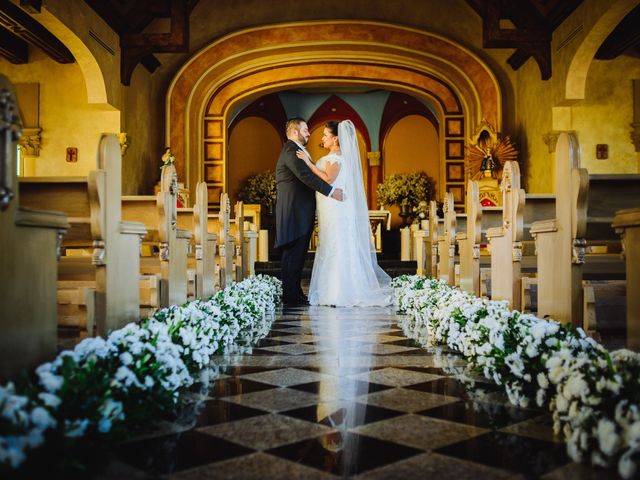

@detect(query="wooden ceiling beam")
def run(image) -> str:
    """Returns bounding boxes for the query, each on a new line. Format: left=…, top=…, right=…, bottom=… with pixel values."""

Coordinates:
left=0, top=0, right=73, bottom=63
left=596, top=4, right=640, bottom=60
left=0, top=24, right=27, bottom=63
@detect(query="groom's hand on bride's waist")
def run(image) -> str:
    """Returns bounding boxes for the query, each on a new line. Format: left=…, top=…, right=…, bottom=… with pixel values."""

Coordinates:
left=330, top=188, right=344, bottom=201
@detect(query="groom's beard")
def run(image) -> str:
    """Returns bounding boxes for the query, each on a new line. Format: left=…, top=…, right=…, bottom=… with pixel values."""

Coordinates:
left=297, top=133, right=309, bottom=146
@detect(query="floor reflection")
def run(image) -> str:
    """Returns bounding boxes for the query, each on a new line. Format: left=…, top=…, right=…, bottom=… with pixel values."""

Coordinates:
left=304, top=306, right=400, bottom=476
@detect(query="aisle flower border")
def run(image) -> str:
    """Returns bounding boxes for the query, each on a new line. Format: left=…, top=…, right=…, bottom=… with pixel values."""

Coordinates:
left=0, top=274, right=281, bottom=475
left=392, top=275, right=640, bottom=479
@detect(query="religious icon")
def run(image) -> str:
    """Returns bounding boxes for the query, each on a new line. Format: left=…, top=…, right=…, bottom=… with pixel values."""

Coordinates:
left=66, top=147, right=78, bottom=163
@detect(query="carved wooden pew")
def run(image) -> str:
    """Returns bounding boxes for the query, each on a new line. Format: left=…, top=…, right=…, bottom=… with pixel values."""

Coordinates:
left=218, top=193, right=235, bottom=288
left=437, top=192, right=456, bottom=285
left=613, top=208, right=640, bottom=350
left=422, top=200, right=443, bottom=278
left=456, top=180, right=482, bottom=295
left=531, top=132, right=640, bottom=333
left=19, top=135, right=147, bottom=338
left=486, top=161, right=525, bottom=309
left=194, top=183, right=218, bottom=298
left=1, top=76, right=70, bottom=378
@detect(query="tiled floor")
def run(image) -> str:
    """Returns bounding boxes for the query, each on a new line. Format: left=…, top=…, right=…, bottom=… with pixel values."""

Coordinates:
left=103, top=305, right=616, bottom=479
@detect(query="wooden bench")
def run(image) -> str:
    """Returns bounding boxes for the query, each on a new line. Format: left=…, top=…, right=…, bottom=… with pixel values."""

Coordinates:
left=19, top=134, right=146, bottom=338
left=456, top=180, right=481, bottom=295
left=1, top=75, right=71, bottom=378
left=531, top=132, right=640, bottom=332
left=612, top=208, right=640, bottom=350
left=486, top=161, right=525, bottom=309
left=437, top=192, right=456, bottom=285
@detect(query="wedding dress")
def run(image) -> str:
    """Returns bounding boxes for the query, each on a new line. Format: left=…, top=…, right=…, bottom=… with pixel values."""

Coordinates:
left=308, top=120, right=393, bottom=307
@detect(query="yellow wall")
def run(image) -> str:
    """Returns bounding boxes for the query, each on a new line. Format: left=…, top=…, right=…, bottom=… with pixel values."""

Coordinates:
left=382, top=115, right=440, bottom=228
left=1, top=49, right=119, bottom=177
left=227, top=116, right=281, bottom=204
left=383, top=115, right=440, bottom=180
left=574, top=55, right=640, bottom=173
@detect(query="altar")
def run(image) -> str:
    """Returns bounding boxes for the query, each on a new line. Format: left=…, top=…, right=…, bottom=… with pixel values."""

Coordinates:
left=308, top=209, right=392, bottom=253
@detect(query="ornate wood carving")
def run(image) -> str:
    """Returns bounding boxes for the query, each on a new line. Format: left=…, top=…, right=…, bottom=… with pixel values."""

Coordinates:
left=0, top=79, right=22, bottom=211
left=465, top=0, right=583, bottom=80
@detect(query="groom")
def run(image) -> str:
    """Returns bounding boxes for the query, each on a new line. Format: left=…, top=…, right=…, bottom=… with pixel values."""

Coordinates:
left=275, top=118, right=343, bottom=306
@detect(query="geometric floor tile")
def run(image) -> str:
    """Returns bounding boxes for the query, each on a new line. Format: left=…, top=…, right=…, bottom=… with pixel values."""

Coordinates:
left=433, top=431, right=570, bottom=476
left=288, top=379, right=392, bottom=399
left=352, top=451, right=517, bottom=480
left=199, top=413, right=332, bottom=450
left=191, top=399, right=269, bottom=428
left=116, top=430, right=253, bottom=474
left=352, top=414, right=487, bottom=451
left=350, top=367, right=443, bottom=387
left=267, top=432, right=422, bottom=476
left=224, top=387, right=320, bottom=412
left=207, top=377, right=277, bottom=398
left=405, top=377, right=498, bottom=398
left=168, top=452, right=339, bottom=479
left=416, top=399, right=541, bottom=429
left=239, top=367, right=333, bottom=386
left=280, top=402, right=404, bottom=428
left=99, top=302, right=613, bottom=479
left=361, top=388, right=459, bottom=413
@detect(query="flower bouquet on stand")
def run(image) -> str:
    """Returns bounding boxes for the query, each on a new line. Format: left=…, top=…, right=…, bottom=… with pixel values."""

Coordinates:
left=376, top=171, right=436, bottom=226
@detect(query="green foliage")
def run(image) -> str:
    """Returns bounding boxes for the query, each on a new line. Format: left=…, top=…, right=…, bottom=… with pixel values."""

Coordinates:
left=376, top=171, right=436, bottom=208
left=238, top=171, right=277, bottom=207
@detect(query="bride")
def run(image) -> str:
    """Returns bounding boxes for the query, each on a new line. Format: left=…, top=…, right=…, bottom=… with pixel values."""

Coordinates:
left=296, top=120, right=393, bottom=307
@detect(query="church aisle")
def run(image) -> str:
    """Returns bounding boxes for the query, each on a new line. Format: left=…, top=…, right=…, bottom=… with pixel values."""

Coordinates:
left=104, top=305, right=611, bottom=479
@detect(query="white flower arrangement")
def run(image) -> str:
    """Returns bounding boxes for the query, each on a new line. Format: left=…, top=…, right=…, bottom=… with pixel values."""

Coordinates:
left=0, top=274, right=281, bottom=474
left=392, top=275, right=640, bottom=479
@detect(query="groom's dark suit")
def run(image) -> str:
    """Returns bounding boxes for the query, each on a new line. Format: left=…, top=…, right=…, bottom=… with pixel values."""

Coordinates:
left=275, top=140, right=332, bottom=304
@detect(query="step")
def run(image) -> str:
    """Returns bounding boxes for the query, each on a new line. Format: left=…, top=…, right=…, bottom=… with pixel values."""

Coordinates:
left=255, top=260, right=417, bottom=279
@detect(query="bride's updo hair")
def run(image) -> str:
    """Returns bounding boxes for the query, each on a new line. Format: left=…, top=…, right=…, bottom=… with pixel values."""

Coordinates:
left=325, top=121, right=339, bottom=137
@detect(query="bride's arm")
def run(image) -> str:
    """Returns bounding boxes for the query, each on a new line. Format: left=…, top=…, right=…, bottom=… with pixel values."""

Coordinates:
left=296, top=150, right=341, bottom=184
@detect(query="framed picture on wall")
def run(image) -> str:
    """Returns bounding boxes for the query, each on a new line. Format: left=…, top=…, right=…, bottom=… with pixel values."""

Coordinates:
left=446, top=162, right=465, bottom=182
left=447, top=184, right=465, bottom=204
left=445, top=118, right=464, bottom=137
left=445, top=140, right=464, bottom=159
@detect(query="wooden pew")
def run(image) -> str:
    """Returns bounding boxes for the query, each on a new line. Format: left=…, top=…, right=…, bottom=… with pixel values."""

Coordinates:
left=423, top=200, right=443, bottom=278
left=531, top=132, right=640, bottom=329
left=19, top=135, right=147, bottom=337
left=156, top=164, right=192, bottom=307
left=486, top=161, right=525, bottom=310
left=613, top=208, right=640, bottom=350
left=193, top=182, right=217, bottom=299
left=234, top=200, right=245, bottom=281
left=437, top=192, right=456, bottom=285
left=1, top=75, right=70, bottom=379
left=456, top=180, right=482, bottom=295
left=218, top=193, right=235, bottom=288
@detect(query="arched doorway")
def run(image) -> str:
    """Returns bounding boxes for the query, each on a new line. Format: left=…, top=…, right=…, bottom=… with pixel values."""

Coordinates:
left=167, top=21, right=502, bottom=209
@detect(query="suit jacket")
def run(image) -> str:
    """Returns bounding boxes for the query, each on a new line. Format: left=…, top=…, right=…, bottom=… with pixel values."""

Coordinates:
left=275, top=140, right=333, bottom=247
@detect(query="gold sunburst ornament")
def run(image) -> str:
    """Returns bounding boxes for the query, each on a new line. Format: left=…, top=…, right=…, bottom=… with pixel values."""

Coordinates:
left=466, top=127, right=519, bottom=180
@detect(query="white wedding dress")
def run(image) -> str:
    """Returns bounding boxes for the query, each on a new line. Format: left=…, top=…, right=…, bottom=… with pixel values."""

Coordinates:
left=308, top=121, right=393, bottom=307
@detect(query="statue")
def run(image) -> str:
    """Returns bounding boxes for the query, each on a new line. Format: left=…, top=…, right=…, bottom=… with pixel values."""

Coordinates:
left=161, top=147, right=175, bottom=168
left=466, top=122, right=519, bottom=207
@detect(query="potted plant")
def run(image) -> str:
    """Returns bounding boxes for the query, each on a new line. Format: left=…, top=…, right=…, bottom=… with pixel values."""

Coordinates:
left=238, top=170, right=277, bottom=215
left=376, top=171, right=436, bottom=223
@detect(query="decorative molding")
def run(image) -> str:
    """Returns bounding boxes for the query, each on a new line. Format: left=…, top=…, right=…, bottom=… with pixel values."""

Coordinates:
left=542, top=131, right=561, bottom=153
left=367, top=151, right=381, bottom=167
left=18, top=127, right=41, bottom=156
left=92, top=239, right=105, bottom=265
left=0, top=84, right=22, bottom=211
left=117, top=132, right=129, bottom=156
left=572, top=238, right=587, bottom=265
left=512, top=242, right=523, bottom=262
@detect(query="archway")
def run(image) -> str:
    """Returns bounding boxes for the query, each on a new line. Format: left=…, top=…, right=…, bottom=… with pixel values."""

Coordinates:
left=167, top=21, right=502, bottom=207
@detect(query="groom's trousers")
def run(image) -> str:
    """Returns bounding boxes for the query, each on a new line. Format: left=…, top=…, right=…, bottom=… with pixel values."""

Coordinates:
left=280, top=226, right=313, bottom=303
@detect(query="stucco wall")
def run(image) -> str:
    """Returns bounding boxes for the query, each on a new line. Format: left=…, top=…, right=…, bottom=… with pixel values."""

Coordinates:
left=1, top=49, right=119, bottom=177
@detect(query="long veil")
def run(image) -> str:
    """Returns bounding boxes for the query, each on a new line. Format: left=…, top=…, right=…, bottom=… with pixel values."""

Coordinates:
left=338, top=120, right=392, bottom=301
